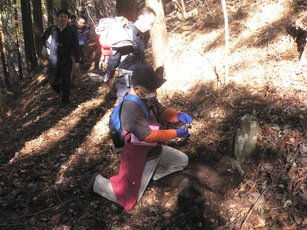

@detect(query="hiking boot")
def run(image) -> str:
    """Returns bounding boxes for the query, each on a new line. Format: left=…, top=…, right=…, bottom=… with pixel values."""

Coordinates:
left=85, top=172, right=100, bottom=194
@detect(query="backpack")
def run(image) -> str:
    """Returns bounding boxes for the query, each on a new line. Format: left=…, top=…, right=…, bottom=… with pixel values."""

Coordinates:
left=95, top=16, right=133, bottom=56
left=109, top=95, right=148, bottom=148
left=41, top=25, right=57, bottom=58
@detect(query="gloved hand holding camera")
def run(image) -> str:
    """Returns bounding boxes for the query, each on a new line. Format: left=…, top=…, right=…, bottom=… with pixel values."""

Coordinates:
left=177, top=113, right=192, bottom=124
left=176, top=113, right=192, bottom=138
left=176, top=128, right=190, bottom=138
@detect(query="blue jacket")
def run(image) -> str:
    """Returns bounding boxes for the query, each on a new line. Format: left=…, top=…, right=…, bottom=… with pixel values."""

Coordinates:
left=75, top=24, right=89, bottom=46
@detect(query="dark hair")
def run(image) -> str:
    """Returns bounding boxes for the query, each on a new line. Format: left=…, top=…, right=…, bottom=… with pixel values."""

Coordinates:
left=137, top=6, right=156, bottom=18
left=57, top=9, right=70, bottom=18
left=78, top=15, right=87, bottom=22
left=70, top=15, right=77, bottom=19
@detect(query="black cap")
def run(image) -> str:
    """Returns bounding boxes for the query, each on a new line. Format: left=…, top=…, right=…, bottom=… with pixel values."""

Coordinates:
left=131, top=64, right=166, bottom=90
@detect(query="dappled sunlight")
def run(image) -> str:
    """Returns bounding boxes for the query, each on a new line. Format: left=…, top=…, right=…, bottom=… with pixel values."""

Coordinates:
left=21, top=106, right=54, bottom=129
left=8, top=97, right=110, bottom=165
left=0, top=0, right=306, bottom=229
left=165, top=0, right=304, bottom=95
left=54, top=106, right=113, bottom=185
left=234, top=2, right=289, bottom=48
left=165, top=29, right=222, bottom=87
left=53, top=101, right=113, bottom=186
left=83, top=108, right=112, bottom=146
left=229, top=44, right=297, bottom=85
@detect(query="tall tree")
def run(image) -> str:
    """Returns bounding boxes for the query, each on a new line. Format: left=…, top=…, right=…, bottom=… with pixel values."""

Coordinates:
left=21, top=0, right=38, bottom=73
left=0, top=12, right=12, bottom=89
left=221, top=0, right=229, bottom=85
left=116, top=0, right=137, bottom=21
left=46, top=0, right=53, bottom=26
left=61, top=0, right=69, bottom=10
left=14, top=0, right=23, bottom=80
left=32, top=0, right=44, bottom=60
left=94, top=0, right=116, bottom=17
left=80, top=1, right=86, bottom=15
left=145, top=0, right=170, bottom=77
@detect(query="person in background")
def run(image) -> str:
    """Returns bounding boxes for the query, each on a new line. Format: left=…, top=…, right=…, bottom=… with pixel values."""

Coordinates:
left=69, top=15, right=77, bottom=25
left=103, top=6, right=156, bottom=103
left=87, top=64, right=192, bottom=212
left=75, top=15, right=89, bottom=64
left=71, top=15, right=89, bottom=86
left=41, top=9, right=80, bottom=105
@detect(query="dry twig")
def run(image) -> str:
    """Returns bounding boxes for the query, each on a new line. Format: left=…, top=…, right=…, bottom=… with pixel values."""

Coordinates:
left=0, top=200, right=71, bottom=225
left=240, top=142, right=305, bottom=229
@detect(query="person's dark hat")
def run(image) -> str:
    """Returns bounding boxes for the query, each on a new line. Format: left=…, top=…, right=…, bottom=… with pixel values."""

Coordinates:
left=131, top=64, right=166, bottom=90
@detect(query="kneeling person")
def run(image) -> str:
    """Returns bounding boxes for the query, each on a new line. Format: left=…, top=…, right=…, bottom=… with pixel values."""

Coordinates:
left=87, top=64, right=192, bottom=211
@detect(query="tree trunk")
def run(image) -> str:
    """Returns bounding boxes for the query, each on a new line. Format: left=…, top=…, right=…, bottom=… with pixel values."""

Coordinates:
left=95, top=0, right=116, bottom=17
left=116, top=0, right=137, bottom=21
left=61, top=0, right=69, bottom=10
left=21, top=0, right=38, bottom=73
left=14, top=0, right=23, bottom=80
left=70, top=0, right=77, bottom=14
left=0, top=13, right=13, bottom=89
left=93, top=0, right=103, bottom=18
left=80, top=1, right=86, bottom=15
left=221, top=0, right=229, bottom=85
left=32, top=0, right=44, bottom=60
left=46, top=0, right=53, bottom=27
left=145, top=0, right=170, bottom=77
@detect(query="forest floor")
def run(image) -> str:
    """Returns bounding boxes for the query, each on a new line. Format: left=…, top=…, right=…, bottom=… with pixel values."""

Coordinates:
left=0, top=0, right=306, bottom=229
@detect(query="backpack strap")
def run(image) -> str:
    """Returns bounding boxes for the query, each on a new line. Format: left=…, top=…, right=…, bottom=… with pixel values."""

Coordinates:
left=111, top=94, right=148, bottom=132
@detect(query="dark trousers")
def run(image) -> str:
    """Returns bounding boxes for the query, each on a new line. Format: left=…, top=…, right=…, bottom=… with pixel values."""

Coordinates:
left=115, top=77, right=130, bottom=103
left=80, top=45, right=84, bottom=64
left=48, top=61, right=73, bottom=102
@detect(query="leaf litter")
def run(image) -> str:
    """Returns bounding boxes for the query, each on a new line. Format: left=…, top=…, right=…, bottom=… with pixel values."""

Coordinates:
left=0, top=0, right=306, bottom=229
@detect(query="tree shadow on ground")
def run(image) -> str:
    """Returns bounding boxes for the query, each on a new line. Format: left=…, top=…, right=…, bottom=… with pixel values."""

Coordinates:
left=175, top=186, right=212, bottom=229
left=0, top=36, right=121, bottom=229
left=0, top=35, right=113, bottom=164
left=0, top=74, right=305, bottom=229
left=104, top=80, right=305, bottom=229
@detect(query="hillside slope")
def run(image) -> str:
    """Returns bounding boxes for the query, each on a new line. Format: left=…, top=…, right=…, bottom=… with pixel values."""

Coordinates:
left=0, top=0, right=306, bottom=229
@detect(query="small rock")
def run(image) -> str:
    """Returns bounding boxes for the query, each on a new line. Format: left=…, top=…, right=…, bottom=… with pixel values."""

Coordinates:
left=254, top=216, right=266, bottom=228
left=147, top=198, right=154, bottom=205
left=283, top=199, right=292, bottom=208
left=294, top=214, right=303, bottom=224
left=262, top=163, right=273, bottom=171
left=149, top=207, right=157, bottom=213
left=178, top=178, right=190, bottom=198
left=162, top=212, right=172, bottom=218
